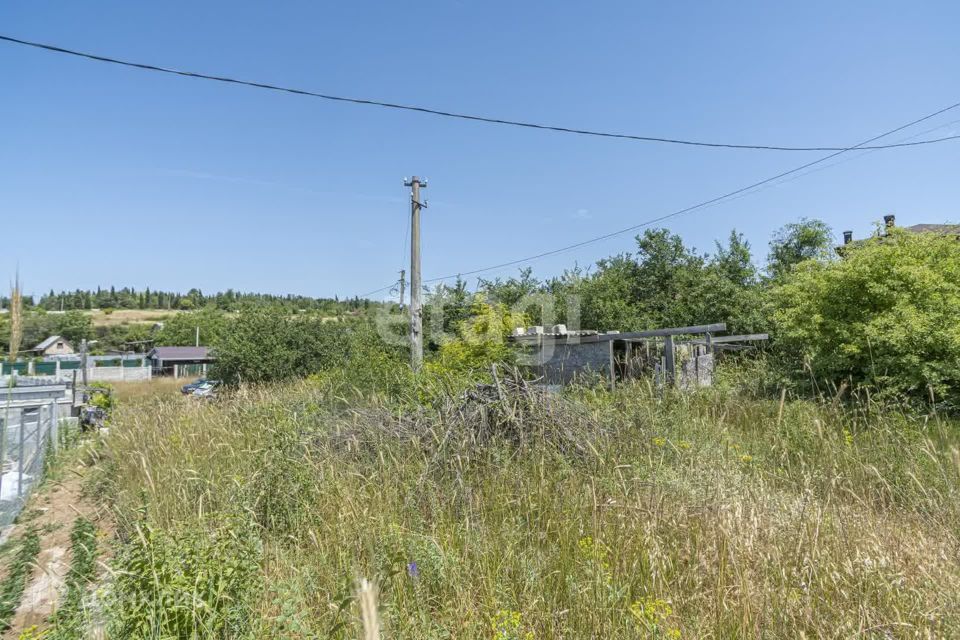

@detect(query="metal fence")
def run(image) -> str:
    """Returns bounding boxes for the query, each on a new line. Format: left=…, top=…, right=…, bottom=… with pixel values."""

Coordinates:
left=0, top=366, right=151, bottom=385
left=0, top=398, right=74, bottom=528
left=0, top=356, right=148, bottom=377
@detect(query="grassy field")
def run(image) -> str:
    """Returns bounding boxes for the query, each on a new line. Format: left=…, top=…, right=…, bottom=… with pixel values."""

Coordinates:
left=90, top=370, right=960, bottom=638
left=83, top=308, right=180, bottom=327
left=112, top=377, right=185, bottom=402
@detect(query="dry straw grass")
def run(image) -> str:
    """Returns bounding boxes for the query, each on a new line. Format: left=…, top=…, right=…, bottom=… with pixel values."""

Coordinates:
left=7, top=276, right=22, bottom=362
left=95, top=374, right=960, bottom=638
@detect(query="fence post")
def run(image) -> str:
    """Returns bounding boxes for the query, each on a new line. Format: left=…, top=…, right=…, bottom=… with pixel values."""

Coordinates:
left=49, top=399, right=59, bottom=452
left=17, top=408, right=25, bottom=497
left=664, top=335, right=676, bottom=386
left=37, top=405, right=45, bottom=465
left=0, top=409, right=5, bottom=501
left=55, top=359, right=61, bottom=380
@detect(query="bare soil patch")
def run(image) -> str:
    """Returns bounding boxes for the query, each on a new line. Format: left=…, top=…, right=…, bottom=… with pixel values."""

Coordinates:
left=3, top=449, right=112, bottom=639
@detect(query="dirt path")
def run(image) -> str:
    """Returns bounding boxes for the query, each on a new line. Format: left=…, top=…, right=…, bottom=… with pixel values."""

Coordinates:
left=3, top=451, right=111, bottom=639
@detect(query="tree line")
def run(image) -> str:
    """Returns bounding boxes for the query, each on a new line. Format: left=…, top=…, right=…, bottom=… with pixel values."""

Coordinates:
left=2, top=287, right=375, bottom=313
left=4, top=216, right=957, bottom=406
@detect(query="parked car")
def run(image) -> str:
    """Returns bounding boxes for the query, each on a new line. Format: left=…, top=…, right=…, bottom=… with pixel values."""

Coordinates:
left=181, top=378, right=207, bottom=394
left=191, top=380, right=220, bottom=399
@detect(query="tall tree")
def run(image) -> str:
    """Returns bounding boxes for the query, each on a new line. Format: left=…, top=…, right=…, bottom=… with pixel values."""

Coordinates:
left=767, top=218, right=834, bottom=280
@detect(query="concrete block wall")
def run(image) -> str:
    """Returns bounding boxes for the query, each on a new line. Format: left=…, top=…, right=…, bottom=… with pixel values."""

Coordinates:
left=533, top=341, right=610, bottom=385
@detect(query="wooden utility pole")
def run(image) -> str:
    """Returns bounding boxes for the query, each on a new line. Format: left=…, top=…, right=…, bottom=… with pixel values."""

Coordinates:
left=398, top=269, right=406, bottom=311
left=404, top=176, right=427, bottom=371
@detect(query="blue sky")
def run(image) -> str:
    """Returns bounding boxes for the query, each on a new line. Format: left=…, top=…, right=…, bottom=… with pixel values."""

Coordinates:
left=2, top=1, right=958, bottom=300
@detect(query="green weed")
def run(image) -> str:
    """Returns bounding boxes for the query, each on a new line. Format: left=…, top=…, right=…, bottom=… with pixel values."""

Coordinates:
left=0, top=530, right=41, bottom=631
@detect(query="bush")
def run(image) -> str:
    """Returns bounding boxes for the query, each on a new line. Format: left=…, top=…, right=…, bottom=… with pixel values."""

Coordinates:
left=89, top=381, right=114, bottom=412
left=211, top=308, right=345, bottom=383
left=426, top=296, right=524, bottom=377
left=108, top=516, right=262, bottom=639
left=770, top=229, right=960, bottom=404
left=156, top=308, right=227, bottom=347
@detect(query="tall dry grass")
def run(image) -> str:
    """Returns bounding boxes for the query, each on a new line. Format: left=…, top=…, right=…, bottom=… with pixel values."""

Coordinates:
left=7, top=276, right=22, bottom=363
left=111, top=377, right=185, bottom=403
left=95, top=375, right=960, bottom=638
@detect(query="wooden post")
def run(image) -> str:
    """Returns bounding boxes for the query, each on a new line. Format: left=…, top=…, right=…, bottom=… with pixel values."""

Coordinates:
left=664, top=335, right=676, bottom=386
left=608, top=339, right=617, bottom=391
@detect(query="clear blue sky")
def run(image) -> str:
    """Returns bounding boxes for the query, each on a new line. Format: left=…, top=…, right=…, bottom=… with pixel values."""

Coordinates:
left=2, top=1, right=958, bottom=300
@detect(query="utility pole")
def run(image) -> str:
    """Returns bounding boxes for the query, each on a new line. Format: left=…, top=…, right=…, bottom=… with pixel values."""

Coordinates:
left=195, top=326, right=200, bottom=347
left=404, top=176, right=427, bottom=371
left=398, top=269, right=406, bottom=311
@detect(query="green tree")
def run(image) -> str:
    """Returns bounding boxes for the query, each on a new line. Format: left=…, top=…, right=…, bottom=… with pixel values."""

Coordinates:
left=427, top=295, right=526, bottom=376
left=211, top=308, right=361, bottom=384
left=55, top=310, right=94, bottom=345
left=770, top=229, right=960, bottom=403
left=712, top=229, right=757, bottom=287
left=767, top=218, right=834, bottom=280
left=157, top=309, right=227, bottom=346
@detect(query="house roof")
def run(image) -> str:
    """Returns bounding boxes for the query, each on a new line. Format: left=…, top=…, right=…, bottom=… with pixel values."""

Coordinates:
left=33, top=335, right=69, bottom=351
left=904, top=223, right=960, bottom=235
left=147, top=346, right=213, bottom=361
left=839, top=221, right=960, bottom=253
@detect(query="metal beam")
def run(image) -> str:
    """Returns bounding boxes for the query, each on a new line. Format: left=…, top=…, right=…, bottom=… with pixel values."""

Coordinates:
left=617, top=323, right=727, bottom=339
left=683, top=333, right=769, bottom=345
left=512, top=323, right=728, bottom=346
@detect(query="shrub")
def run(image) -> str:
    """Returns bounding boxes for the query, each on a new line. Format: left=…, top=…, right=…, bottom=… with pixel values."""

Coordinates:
left=770, top=229, right=960, bottom=404
left=211, top=307, right=357, bottom=384
left=426, top=296, right=525, bottom=378
left=108, top=515, right=262, bottom=639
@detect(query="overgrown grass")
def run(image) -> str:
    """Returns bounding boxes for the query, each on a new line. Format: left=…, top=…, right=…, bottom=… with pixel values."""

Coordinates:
left=43, top=517, right=98, bottom=640
left=94, top=369, right=960, bottom=638
left=0, top=529, right=40, bottom=631
left=111, top=378, right=185, bottom=404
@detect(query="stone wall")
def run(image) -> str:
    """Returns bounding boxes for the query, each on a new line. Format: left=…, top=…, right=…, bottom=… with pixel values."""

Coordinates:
left=530, top=341, right=609, bottom=385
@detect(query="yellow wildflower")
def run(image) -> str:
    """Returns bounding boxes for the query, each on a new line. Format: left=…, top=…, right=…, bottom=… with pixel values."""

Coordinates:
left=629, top=597, right=672, bottom=623
left=491, top=609, right=533, bottom=640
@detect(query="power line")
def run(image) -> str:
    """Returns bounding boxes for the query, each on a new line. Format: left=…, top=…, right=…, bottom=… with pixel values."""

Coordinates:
left=3, top=33, right=960, bottom=153
left=358, top=99, right=960, bottom=297
left=358, top=281, right=397, bottom=298
left=412, top=99, right=960, bottom=286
